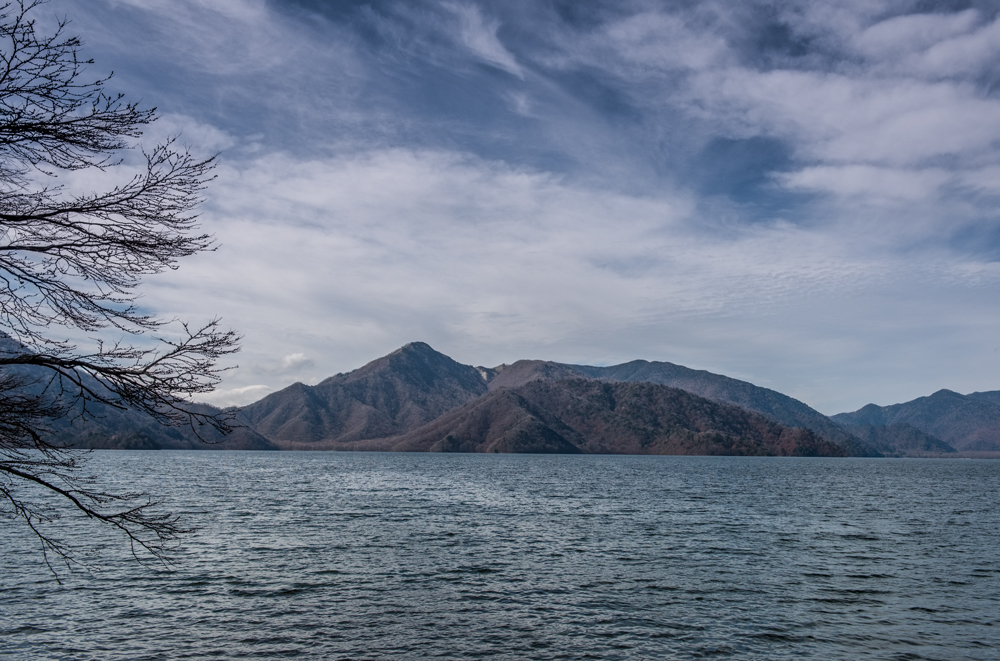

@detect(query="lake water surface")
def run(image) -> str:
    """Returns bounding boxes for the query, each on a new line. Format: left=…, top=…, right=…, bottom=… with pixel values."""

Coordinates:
left=2, top=452, right=999, bottom=660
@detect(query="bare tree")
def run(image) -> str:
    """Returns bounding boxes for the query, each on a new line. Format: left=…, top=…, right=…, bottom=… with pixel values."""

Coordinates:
left=0, top=0, right=239, bottom=574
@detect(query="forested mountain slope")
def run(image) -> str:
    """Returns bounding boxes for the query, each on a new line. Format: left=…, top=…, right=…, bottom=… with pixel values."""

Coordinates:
left=390, top=378, right=847, bottom=457
left=833, top=389, right=1000, bottom=451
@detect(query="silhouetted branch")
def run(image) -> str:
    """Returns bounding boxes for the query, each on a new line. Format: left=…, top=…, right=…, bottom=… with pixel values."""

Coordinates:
left=0, top=0, right=238, bottom=575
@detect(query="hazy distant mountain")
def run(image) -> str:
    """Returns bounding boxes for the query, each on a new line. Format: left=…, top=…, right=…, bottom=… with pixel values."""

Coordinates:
left=49, top=402, right=278, bottom=451
left=391, top=378, right=847, bottom=456
left=0, top=333, right=274, bottom=450
left=237, top=342, right=488, bottom=448
left=832, top=389, right=1000, bottom=451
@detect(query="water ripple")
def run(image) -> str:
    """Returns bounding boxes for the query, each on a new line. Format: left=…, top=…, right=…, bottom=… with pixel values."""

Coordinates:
left=2, top=453, right=1000, bottom=660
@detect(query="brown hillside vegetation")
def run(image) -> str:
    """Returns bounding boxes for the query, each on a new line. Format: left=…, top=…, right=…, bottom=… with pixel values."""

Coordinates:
left=832, top=389, right=1000, bottom=452
left=238, top=342, right=487, bottom=445
left=391, top=379, right=847, bottom=456
left=564, top=359, right=872, bottom=455
left=43, top=339, right=997, bottom=457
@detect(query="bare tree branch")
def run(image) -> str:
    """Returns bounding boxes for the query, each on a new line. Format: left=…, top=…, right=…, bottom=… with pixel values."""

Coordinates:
left=0, top=0, right=239, bottom=576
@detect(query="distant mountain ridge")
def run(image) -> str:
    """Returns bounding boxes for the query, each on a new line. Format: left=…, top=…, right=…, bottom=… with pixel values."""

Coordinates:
left=389, top=378, right=847, bottom=457
left=559, top=359, right=871, bottom=455
left=0, top=333, right=275, bottom=450
left=832, top=389, right=1000, bottom=451
left=48, top=402, right=278, bottom=451
left=32, top=340, right=999, bottom=457
left=231, top=342, right=868, bottom=456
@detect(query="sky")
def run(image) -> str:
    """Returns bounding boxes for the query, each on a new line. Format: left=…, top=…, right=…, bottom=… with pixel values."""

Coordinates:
left=33, top=0, right=1000, bottom=414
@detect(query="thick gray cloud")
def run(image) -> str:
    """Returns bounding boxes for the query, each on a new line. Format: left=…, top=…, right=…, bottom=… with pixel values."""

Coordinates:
left=35, top=0, right=1000, bottom=413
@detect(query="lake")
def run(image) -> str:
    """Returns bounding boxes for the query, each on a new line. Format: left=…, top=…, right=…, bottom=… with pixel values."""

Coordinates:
left=2, top=452, right=999, bottom=660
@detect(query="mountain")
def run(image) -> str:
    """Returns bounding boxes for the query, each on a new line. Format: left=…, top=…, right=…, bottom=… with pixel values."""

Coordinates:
left=230, top=344, right=870, bottom=455
left=390, top=378, right=848, bottom=456
left=25, top=338, right=990, bottom=457
left=832, top=389, right=1000, bottom=451
left=236, top=342, right=488, bottom=448
left=482, top=360, right=583, bottom=390
left=556, top=360, right=875, bottom=455
left=0, top=334, right=275, bottom=450
left=966, top=390, right=1000, bottom=405
left=49, top=402, right=278, bottom=451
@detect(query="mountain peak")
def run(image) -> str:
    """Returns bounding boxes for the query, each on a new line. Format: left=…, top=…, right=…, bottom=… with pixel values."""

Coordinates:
left=397, top=341, right=435, bottom=354
left=928, top=389, right=963, bottom=399
left=238, top=341, right=489, bottom=446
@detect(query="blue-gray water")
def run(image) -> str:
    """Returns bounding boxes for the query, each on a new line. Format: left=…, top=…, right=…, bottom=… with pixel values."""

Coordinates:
left=2, top=452, right=999, bottom=660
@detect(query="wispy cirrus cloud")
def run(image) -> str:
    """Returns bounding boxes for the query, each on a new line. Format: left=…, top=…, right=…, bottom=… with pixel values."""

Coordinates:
left=445, top=2, right=523, bottom=78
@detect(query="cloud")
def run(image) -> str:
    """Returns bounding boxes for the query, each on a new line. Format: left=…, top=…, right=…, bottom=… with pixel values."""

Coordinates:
left=527, top=2, right=1000, bottom=242
left=196, top=384, right=272, bottom=408
left=599, top=11, right=730, bottom=71
left=63, top=0, right=369, bottom=154
left=852, top=9, right=1000, bottom=80
left=280, top=353, right=312, bottom=371
left=778, top=165, right=952, bottom=201
left=445, top=2, right=524, bottom=78
left=555, top=5, right=1000, bottom=170
left=958, top=166, right=1000, bottom=195
left=853, top=9, right=980, bottom=60
left=698, top=70, right=1000, bottom=167
left=251, top=353, right=317, bottom=378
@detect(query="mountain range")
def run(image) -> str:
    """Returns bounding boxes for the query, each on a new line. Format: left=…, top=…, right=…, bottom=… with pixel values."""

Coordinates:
left=232, top=342, right=858, bottom=456
left=832, top=389, right=1000, bottom=452
left=18, top=340, right=1000, bottom=457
